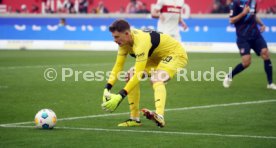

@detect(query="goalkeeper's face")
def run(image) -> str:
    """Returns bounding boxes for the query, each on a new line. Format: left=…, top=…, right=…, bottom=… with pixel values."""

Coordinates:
left=111, top=30, right=131, bottom=47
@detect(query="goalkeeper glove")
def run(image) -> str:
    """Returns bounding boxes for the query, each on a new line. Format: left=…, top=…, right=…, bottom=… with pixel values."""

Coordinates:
left=102, top=88, right=111, bottom=103
left=102, top=83, right=112, bottom=103
left=101, top=89, right=127, bottom=112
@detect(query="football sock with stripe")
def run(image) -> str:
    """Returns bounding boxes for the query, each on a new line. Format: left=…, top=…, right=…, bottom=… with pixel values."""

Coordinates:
left=264, top=59, right=273, bottom=84
left=127, top=83, right=140, bottom=119
left=153, top=82, right=166, bottom=116
left=229, top=63, right=245, bottom=78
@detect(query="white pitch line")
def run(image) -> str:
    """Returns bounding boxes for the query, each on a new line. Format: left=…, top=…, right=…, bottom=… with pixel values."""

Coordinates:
left=165, top=99, right=276, bottom=111
left=2, top=125, right=276, bottom=140
left=58, top=112, right=129, bottom=121
left=1, top=99, right=275, bottom=127
left=0, top=85, right=8, bottom=89
left=0, top=112, right=130, bottom=127
left=0, top=63, right=112, bottom=70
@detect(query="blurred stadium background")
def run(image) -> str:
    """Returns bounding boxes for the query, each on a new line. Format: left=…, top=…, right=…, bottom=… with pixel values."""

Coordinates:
left=0, top=0, right=276, bottom=147
left=0, top=0, right=275, bottom=52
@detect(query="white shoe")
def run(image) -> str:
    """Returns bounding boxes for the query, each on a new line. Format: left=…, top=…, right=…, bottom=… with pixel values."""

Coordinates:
left=223, top=75, right=232, bottom=88
left=267, top=83, right=276, bottom=90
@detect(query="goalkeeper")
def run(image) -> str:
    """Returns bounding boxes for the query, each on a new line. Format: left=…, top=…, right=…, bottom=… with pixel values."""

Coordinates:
left=102, top=19, right=188, bottom=127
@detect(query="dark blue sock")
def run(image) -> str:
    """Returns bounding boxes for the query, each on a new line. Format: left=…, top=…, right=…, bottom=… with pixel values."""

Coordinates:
left=264, top=59, right=273, bottom=84
left=229, top=63, right=245, bottom=79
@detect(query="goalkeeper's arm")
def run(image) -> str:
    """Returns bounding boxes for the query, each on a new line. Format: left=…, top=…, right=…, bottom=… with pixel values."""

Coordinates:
left=101, top=59, right=147, bottom=112
left=102, top=52, right=127, bottom=103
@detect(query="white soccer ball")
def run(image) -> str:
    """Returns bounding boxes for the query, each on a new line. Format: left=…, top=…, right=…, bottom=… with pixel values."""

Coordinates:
left=34, top=109, right=57, bottom=129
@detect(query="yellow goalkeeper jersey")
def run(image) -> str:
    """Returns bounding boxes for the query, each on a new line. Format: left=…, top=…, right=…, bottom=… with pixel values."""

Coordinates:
left=108, top=29, right=187, bottom=93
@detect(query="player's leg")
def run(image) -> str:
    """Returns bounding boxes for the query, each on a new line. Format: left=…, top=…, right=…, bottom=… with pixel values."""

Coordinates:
left=261, top=48, right=275, bottom=89
left=232, top=54, right=251, bottom=77
left=260, top=47, right=273, bottom=84
left=141, top=69, right=168, bottom=128
left=223, top=38, right=251, bottom=88
left=230, top=38, right=252, bottom=77
left=151, top=70, right=169, bottom=116
left=144, top=59, right=167, bottom=111
left=143, top=60, right=166, bottom=116
left=127, top=83, right=141, bottom=121
left=118, top=67, right=142, bottom=127
left=125, top=67, right=141, bottom=120
left=253, top=36, right=276, bottom=89
left=142, top=52, right=188, bottom=127
left=118, top=83, right=142, bottom=127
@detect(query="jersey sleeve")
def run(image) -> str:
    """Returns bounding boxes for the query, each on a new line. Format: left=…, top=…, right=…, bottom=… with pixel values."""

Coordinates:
left=123, top=39, right=151, bottom=93
left=229, top=2, right=235, bottom=17
left=154, top=0, right=163, bottom=10
left=229, top=1, right=238, bottom=18
left=107, top=47, right=128, bottom=86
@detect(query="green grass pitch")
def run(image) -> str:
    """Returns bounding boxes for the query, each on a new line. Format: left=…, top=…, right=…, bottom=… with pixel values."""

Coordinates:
left=0, top=50, right=276, bottom=147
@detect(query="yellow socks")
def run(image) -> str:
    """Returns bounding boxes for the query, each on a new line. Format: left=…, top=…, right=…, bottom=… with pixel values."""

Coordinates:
left=127, top=83, right=140, bottom=118
left=153, top=82, right=166, bottom=116
left=127, top=82, right=166, bottom=118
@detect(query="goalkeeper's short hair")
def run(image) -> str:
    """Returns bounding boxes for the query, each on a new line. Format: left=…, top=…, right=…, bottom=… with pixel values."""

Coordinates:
left=109, top=19, right=130, bottom=33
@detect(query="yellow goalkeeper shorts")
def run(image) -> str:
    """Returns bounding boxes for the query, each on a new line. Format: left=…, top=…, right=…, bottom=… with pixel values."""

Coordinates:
left=145, top=47, right=188, bottom=78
